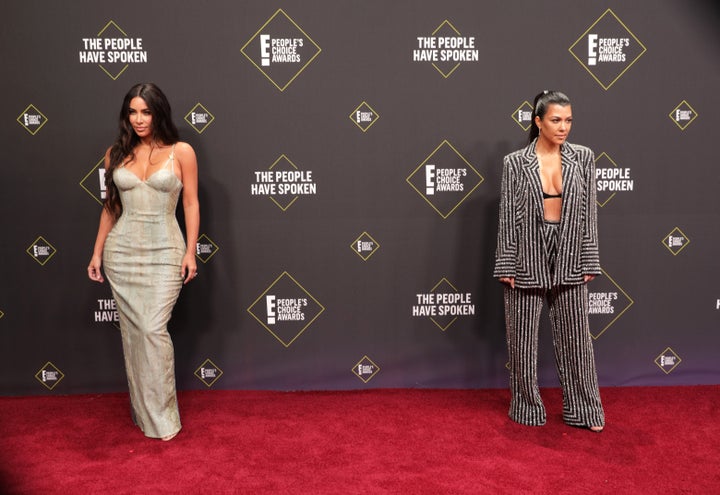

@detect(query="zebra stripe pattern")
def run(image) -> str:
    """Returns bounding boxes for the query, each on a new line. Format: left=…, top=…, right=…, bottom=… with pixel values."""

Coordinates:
left=504, top=223, right=604, bottom=427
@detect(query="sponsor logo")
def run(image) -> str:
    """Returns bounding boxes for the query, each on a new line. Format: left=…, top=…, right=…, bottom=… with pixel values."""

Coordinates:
left=80, top=157, right=107, bottom=205
left=352, top=356, right=380, bottom=383
left=412, top=20, right=479, bottom=78
left=247, top=272, right=325, bottom=347
left=595, top=152, right=634, bottom=207
left=184, top=103, right=215, bottom=134
left=412, top=278, right=475, bottom=332
left=26, top=236, right=57, bottom=266
left=569, top=9, right=646, bottom=90
left=655, top=348, right=682, bottom=374
left=349, top=101, right=380, bottom=132
left=351, top=232, right=380, bottom=261
left=196, top=234, right=220, bottom=264
left=588, top=269, right=634, bottom=339
left=669, top=100, right=698, bottom=131
left=35, top=362, right=65, bottom=390
left=251, top=155, right=318, bottom=211
left=511, top=101, right=534, bottom=131
left=79, top=20, right=148, bottom=80
left=241, top=9, right=322, bottom=91
left=17, top=104, right=48, bottom=135
left=194, top=359, right=224, bottom=387
left=662, top=227, right=690, bottom=256
left=407, top=140, right=484, bottom=218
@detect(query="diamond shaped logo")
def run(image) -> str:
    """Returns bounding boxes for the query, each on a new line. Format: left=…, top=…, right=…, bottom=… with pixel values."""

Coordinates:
left=588, top=269, right=634, bottom=339
left=668, top=100, right=698, bottom=131
left=662, top=227, right=690, bottom=256
left=595, top=152, right=634, bottom=207
left=350, top=232, right=380, bottom=261
left=407, top=140, right=484, bottom=219
left=349, top=101, right=380, bottom=132
left=196, top=234, right=220, bottom=263
left=79, top=157, right=107, bottom=205
left=194, top=359, right=224, bottom=387
left=352, top=356, right=380, bottom=383
left=240, top=9, right=322, bottom=91
left=17, top=104, right=48, bottom=135
left=94, top=21, right=141, bottom=80
left=247, top=272, right=325, bottom=347
left=412, top=278, right=475, bottom=332
left=184, top=103, right=215, bottom=134
left=655, top=347, right=682, bottom=374
left=511, top=101, right=534, bottom=131
left=35, top=362, right=65, bottom=390
left=0, top=309, right=5, bottom=319
left=569, top=9, right=647, bottom=90
left=418, top=20, right=478, bottom=78
left=26, top=236, right=57, bottom=266
left=251, top=155, right=317, bottom=211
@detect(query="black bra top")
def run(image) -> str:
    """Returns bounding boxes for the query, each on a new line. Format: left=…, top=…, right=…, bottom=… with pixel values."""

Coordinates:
left=543, top=191, right=562, bottom=199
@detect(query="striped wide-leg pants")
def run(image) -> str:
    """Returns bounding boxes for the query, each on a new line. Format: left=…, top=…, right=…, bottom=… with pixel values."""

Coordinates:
left=503, top=223, right=605, bottom=427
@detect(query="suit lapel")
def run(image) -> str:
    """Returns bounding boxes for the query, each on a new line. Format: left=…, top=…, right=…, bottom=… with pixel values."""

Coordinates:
left=520, top=141, right=544, bottom=219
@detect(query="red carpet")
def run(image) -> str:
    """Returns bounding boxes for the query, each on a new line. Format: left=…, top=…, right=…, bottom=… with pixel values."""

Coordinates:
left=1, top=387, right=718, bottom=494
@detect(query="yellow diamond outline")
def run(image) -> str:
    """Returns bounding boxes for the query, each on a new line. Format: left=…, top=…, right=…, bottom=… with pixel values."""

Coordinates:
left=265, top=154, right=306, bottom=211
left=96, top=20, right=131, bottom=81
left=350, top=231, right=381, bottom=261
left=668, top=100, right=698, bottom=131
left=240, top=8, right=322, bottom=92
left=194, top=358, right=224, bottom=387
left=427, top=277, right=460, bottom=332
left=349, top=101, right=381, bottom=133
left=184, top=103, right=216, bottom=134
left=0, top=310, right=4, bottom=319
left=16, top=104, right=49, bottom=135
left=589, top=268, right=635, bottom=340
left=654, top=347, right=682, bottom=375
left=595, top=152, right=622, bottom=208
left=352, top=355, right=380, bottom=383
left=662, top=227, right=691, bottom=256
left=430, top=20, right=463, bottom=79
left=34, top=361, right=65, bottom=391
left=406, top=139, right=485, bottom=219
left=79, top=156, right=106, bottom=206
left=568, top=8, right=647, bottom=91
left=247, top=271, right=326, bottom=348
left=26, top=236, right=57, bottom=266
left=511, top=101, right=534, bottom=131
left=196, top=233, right=220, bottom=264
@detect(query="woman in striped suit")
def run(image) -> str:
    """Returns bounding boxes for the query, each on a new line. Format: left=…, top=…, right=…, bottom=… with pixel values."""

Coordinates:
left=494, top=90, right=605, bottom=432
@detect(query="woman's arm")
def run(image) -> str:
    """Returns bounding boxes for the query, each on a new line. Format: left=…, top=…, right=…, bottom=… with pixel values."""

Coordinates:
left=88, top=150, right=116, bottom=283
left=176, top=142, right=200, bottom=284
left=494, top=155, right=518, bottom=283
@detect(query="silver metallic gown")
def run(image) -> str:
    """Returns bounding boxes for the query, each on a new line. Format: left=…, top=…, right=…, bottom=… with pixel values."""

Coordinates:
left=103, top=153, right=183, bottom=439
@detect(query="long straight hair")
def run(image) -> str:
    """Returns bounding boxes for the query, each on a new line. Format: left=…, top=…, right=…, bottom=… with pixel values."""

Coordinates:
left=104, top=83, right=179, bottom=218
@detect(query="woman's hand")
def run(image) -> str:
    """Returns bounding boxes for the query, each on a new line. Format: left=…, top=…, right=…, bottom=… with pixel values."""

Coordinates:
left=499, top=277, right=515, bottom=289
left=87, top=255, right=105, bottom=283
left=181, top=252, right=198, bottom=284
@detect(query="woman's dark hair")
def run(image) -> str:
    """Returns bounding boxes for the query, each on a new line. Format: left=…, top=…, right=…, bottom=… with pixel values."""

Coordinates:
left=104, top=83, right=179, bottom=218
left=528, top=90, right=571, bottom=143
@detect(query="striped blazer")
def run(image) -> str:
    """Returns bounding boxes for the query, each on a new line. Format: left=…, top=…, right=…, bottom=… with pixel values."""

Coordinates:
left=493, top=139, right=601, bottom=288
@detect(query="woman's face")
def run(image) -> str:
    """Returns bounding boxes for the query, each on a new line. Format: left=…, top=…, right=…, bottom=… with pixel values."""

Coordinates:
left=128, top=96, right=153, bottom=138
left=536, top=103, right=572, bottom=146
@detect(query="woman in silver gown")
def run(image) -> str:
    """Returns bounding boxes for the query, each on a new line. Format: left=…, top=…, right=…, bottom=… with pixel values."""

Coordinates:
left=88, top=83, right=199, bottom=441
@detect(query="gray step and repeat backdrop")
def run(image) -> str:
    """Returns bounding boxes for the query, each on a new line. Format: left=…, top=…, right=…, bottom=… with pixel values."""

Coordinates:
left=2, top=1, right=719, bottom=395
